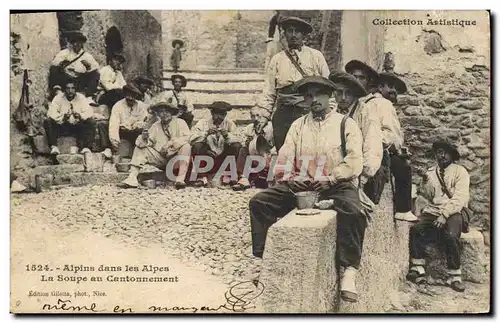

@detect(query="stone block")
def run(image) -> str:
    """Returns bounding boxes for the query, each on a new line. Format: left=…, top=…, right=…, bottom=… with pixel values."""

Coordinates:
left=472, top=148, right=490, bottom=158
left=458, top=100, right=483, bottom=110
left=449, top=108, right=471, bottom=116
left=400, top=116, right=439, bottom=128
left=425, top=228, right=488, bottom=283
left=31, top=135, right=50, bottom=154
left=33, top=164, right=85, bottom=176
left=65, top=172, right=129, bottom=187
left=83, top=152, right=104, bottom=172
left=425, top=97, right=445, bottom=109
left=259, top=185, right=410, bottom=313
left=57, top=136, right=78, bottom=154
left=56, top=154, right=85, bottom=165
left=397, top=95, right=419, bottom=106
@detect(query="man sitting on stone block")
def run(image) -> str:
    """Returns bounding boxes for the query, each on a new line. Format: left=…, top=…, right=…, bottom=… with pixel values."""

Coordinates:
left=120, top=102, right=191, bottom=190
left=49, top=31, right=100, bottom=101
left=190, top=101, right=242, bottom=187
left=232, top=106, right=275, bottom=191
left=44, top=80, right=96, bottom=155
left=98, top=83, right=151, bottom=159
left=97, top=52, right=127, bottom=109
left=329, top=71, right=384, bottom=195
left=155, top=74, right=194, bottom=128
left=407, top=139, right=470, bottom=292
left=249, top=76, right=367, bottom=303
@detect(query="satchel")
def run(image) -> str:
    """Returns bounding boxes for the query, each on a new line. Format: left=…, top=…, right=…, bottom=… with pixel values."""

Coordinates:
left=435, top=168, right=471, bottom=233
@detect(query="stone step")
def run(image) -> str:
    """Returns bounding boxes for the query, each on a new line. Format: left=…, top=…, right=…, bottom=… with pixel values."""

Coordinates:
left=164, top=68, right=264, bottom=78
left=167, top=92, right=259, bottom=106
left=161, top=80, right=264, bottom=92
left=56, top=154, right=85, bottom=165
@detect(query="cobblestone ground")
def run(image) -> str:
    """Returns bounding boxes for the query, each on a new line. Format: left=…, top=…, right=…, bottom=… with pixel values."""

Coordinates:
left=11, top=185, right=491, bottom=313
left=11, top=185, right=263, bottom=289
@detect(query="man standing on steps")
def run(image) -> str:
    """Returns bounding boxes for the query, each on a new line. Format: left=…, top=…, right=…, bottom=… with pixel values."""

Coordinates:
left=345, top=60, right=417, bottom=222
left=259, top=16, right=330, bottom=151
left=407, top=139, right=470, bottom=292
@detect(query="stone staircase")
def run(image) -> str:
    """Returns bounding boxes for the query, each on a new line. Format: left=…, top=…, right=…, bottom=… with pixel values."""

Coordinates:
left=162, top=68, right=265, bottom=125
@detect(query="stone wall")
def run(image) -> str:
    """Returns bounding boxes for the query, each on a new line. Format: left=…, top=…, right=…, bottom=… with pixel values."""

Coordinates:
left=384, top=11, right=490, bottom=230
left=10, top=12, right=60, bottom=172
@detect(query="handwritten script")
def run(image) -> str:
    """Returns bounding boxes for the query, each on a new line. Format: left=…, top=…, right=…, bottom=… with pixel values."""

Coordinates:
left=41, top=280, right=265, bottom=313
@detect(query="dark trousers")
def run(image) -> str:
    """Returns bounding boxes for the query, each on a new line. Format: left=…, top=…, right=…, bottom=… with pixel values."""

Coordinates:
left=178, top=111, right=194, bottom=129
left=391, top=154, right=413, bottom=213
left=249, top=182, right=367, bottom=269
left=191, top=141, right=242, bottom=176
left=272, top=103, right=309, bottom=152
left=43, top=118, right=96, bottom=150
left=364, top=151, right=390, bottom=204
left=236, top=146, right=270, bottom=187
left=98, top=89, right=124, bottom=108
left=49, top=66, right=100, bottom=97
left=409, top=213, right=462, bottom=270
left=96, top=122, right=141, bottom=152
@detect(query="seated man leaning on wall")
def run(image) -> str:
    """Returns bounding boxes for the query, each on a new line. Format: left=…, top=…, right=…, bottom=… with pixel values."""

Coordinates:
left=249, top=76, right=368, bottom=303
left=407, top=139, right=470, bottom=292
left=232, top=106, right=275, bottom=191
left=44, top=80, right=96, bottom=155
left=120, top=102, right=191, bottom=190
left=97, top=83, right=152, bottom=159
left=189, top=101, right=242, bottom=187
left=49, top=31, right=100, bottom=101
left=96, top=52, right=127, bottom=109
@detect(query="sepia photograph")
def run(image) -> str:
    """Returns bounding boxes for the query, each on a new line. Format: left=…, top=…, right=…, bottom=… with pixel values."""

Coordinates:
left=9, top=9, right=491, bottom=314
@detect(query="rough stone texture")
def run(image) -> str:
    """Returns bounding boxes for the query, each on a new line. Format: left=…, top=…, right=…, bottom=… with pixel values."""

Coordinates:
left=56, top=154, right=85, bottom=165
left=384, top=11, right=491, bottom=231
left=57, top=136, right=78, bottom=154
left=32, top=164, right=85, bottom=176
left=83, top=153, right=105, bottom=172
left=258, top=210, right=337, bottom=313
left=425, top=228, right=488, bottom=284
left=259, top=185, right=410, bottom=313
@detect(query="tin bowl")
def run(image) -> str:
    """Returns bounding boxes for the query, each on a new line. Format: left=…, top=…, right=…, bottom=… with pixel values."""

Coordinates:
left=295, top=191, right=319, bottom=210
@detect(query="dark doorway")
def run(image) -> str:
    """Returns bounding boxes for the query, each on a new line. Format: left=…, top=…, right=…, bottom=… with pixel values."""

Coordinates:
left=105, top=26, right=124, bottom=64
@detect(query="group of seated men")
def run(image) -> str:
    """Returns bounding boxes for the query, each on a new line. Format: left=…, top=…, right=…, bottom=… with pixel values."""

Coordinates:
left=42, top=23, right=471, bottom=301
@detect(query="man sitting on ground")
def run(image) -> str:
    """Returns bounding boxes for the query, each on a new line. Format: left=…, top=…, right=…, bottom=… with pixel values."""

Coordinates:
left=97, top=52, right=127, bottom=109
left=232, top=106, right=275, bottom=191
left=120, top=102, right=191, bottom=189
left=44, top=80, right=96, bottom=155
left=98, top=83, right=151, bottom=159
left=249, top=76, right=367, bottom=303
left=49, top=31, right=100, bottom=100
left=407, top=139, right=470, bottom=292
left=190, top=101, right=242, bottom=187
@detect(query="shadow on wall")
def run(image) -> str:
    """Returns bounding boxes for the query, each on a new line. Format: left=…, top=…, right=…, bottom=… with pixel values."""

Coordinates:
left=105, top=26, right=124, bottom=64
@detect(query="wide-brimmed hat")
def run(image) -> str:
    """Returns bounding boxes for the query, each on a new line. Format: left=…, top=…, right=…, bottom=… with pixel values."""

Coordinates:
left=133, top=76, right=155, bottom=86
left=172, top=39, right=184, bottom=48
left=295, top=76, right=337, bottom=94
left=122, top=83, right=142, bottom=97
left=378, top=72, right=408, bottom=94
left=329, top=71, right=368, bottom=98
left=171, top=74, right=187, bottom=87
left=66, top=31, right=87, bottom=44
left=208, top=101, right=232, bottom=113
left=110, top=52, right=126, bottom=63
left=279, top=16, right=313, bottom=34
left=345, top=60, right=380, bottom=83
left=432, top=139, right=460, bottom=161
left=149, top=101, right=179, bottom=114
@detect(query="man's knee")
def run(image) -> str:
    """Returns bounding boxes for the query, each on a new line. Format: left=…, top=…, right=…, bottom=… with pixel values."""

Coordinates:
left=249, top=192, right=265, bottom=214
left=444, top=214, right=462, bottom=238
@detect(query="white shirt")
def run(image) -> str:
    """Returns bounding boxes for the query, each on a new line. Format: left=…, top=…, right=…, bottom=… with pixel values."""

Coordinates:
left=47, top=93, right=94, bottom=123
left=190, top=117, right=238, bottom=145
left=277, top=110, right=363, bottom=185
left=51, top=48, right=99, bottom=78
left=136, top=119, right=190, bottom=154
left=108, top=99, right=150, bottom=144
left=260, top=46, right=330, bottom=113
left=98, top=65, right=126, bottom=91
left=359, top=92, right=404, bottom=150
left=154, top=90, right=194, bottom=112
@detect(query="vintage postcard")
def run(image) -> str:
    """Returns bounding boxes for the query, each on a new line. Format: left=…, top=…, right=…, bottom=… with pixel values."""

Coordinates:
left=10, top=10, right=490, bottom=314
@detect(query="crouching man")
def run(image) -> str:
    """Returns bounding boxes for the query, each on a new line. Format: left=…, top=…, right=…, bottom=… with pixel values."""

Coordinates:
left=120, top=102, right=191, bottom=189
left=44, top=80, right=96, bottom=155
left=190, top=101, right=242, bottom=186
left=407, top=139, right=470, bottom=292
left=249, top=76, right=367, bottom=303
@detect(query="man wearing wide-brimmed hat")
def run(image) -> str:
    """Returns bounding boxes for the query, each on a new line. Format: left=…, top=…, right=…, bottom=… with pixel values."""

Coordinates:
left=407, top=139, right=470, bottom=293
left=155, top=74, right=194, bottom=128
left=329, top=71, right=384, bottom=193
left=97, top=52, right=127, bottom=108
left=49, top=31, right=100, bottom=99
left=250, top=75, right=367, bottom=303
left=133, top=76, right=156, bottom=104
left=170, top=39, right=184, bottom=72
left=189, top=101, right=242, bottom=187
left=259, top=16, right=330, bottom=152
left=98, top=82, right=152, bottom=159
left=345, top=59, right=380, bottom=95
left=120, top=101, right=191, bottom=189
